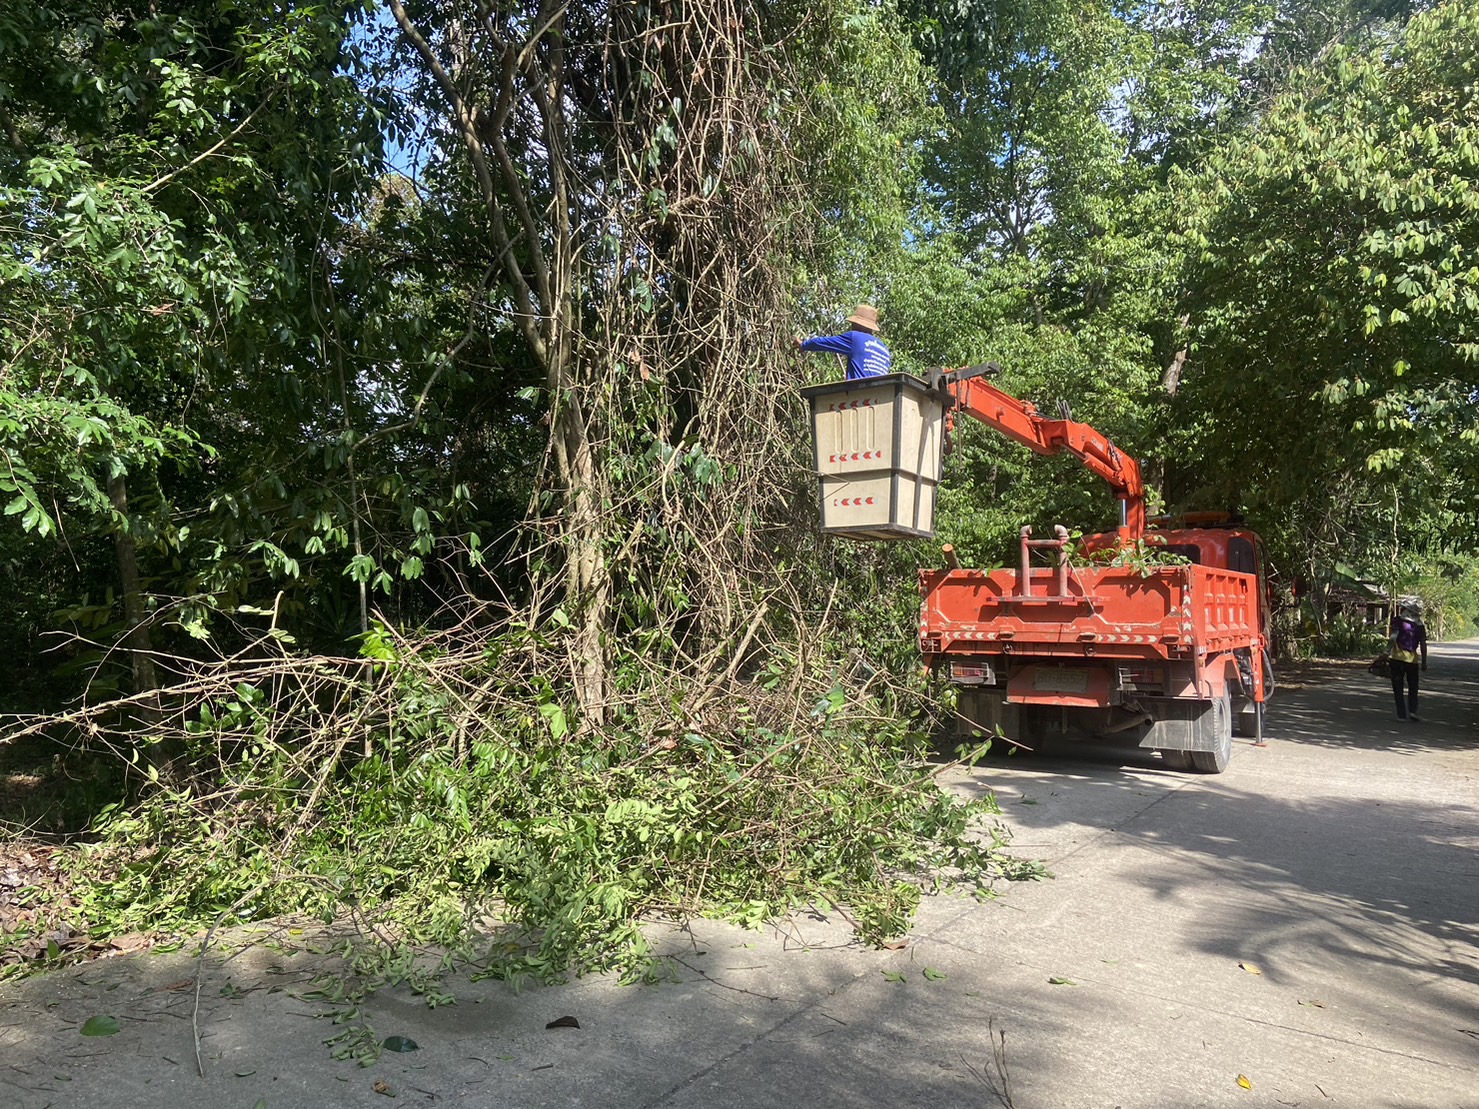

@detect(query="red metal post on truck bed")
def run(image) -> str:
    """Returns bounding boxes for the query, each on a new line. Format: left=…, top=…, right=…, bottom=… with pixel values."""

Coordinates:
left=941, top=371, right=1146, bottom=544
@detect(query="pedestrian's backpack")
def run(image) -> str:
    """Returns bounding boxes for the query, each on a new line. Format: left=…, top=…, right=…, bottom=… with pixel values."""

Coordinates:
left=1394, top=618, right=1420, bottom=653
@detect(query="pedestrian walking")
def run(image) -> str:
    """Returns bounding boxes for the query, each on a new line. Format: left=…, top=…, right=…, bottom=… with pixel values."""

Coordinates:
left=1388, top=598, right=1428, bottom=722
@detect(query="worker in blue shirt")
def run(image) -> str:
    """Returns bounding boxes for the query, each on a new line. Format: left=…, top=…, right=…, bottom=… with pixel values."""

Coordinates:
left=796, top=303, right=892, bottom=379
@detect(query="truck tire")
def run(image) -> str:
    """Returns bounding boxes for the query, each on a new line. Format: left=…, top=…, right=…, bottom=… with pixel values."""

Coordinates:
left=1190, top=694, right=1232, bottom=774
left=1159, top=749, right=1193, bottom=771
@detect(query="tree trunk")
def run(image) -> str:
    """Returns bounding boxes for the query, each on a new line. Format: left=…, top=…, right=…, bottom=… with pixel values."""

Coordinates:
left=389, top=0, right=611, bottom=727
left=107, top=472, right=158, bottom=696
left=567, top=472, right=609, bottom=727
left=109, top=471, right=181, bottom=772
left=551, top=386, right=609, bottom=727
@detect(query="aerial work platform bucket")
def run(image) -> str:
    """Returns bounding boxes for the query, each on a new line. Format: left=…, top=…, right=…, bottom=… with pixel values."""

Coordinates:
left=799, top=372, right=946, bottom=541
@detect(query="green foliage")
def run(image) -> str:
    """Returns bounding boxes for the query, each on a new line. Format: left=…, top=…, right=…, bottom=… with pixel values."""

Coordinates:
left=1081, top=539, right=1194, bottom=577
left=1396, top=551, right=1479, bottom=641
left=48, top=628, right=1013, bottom=985
left=1172, top=0, right=1479, bottom=575
left=1311, top=612, right=1387, bottom=657
left=784, top=0, right=937, bottom=272
left=0, top=1, right=549, bottom=693
left=881, top=245, right=1162, bottom=564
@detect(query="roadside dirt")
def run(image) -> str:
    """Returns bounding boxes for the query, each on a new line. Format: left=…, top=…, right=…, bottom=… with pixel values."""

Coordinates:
left=1272, top=655, right=1372, bottom=690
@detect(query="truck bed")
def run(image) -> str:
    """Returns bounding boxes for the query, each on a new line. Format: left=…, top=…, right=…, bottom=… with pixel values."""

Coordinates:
left=918, top=563, right=1262, bottom=663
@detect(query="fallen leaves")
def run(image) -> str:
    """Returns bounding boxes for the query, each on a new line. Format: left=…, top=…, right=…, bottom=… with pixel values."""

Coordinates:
left=1238, top=961, right=1263, bottom=976
left=108, top=932, right=151, bottom=954
left=372, top=1078, right=394, bottom=1096
left=545, top=1015, right=580, bottom=1030
left=1047, top=977, right=1075, bottom=986
left=381, top=1035, right=419, bottom=1052
left=2, top=842, right=158, bottom=973
left=1236, top=1074, right=1252, bottom=1090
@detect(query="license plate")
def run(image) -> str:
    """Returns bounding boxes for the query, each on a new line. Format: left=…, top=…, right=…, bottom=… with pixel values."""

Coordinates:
left=1033, top=668, right=1089, bottom=693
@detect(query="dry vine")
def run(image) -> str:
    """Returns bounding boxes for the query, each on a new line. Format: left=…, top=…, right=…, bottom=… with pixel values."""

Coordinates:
left=387, top=0, right=840, bottom=726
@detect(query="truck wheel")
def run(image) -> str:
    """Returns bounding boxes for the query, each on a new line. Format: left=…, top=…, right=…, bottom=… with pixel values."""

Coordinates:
left=1190, top=694, right=1232, bottom=774
left=1159, top=749, right=1193, bottom=771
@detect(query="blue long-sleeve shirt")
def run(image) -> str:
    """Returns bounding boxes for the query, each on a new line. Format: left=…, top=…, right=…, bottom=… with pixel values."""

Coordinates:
left=801, top=331, right=892, bottom=380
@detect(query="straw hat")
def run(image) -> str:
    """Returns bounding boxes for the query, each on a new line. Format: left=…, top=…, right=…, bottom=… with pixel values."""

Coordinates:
left=846, top=303, right=881, bottom=333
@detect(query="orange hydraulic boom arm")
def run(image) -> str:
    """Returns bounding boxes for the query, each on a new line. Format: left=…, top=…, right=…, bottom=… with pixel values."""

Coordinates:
left=933, top=365, right=1146, bottom=544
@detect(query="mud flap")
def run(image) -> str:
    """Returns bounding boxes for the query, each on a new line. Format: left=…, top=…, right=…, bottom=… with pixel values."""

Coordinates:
left=1134, top=698, right=1227, bottom=753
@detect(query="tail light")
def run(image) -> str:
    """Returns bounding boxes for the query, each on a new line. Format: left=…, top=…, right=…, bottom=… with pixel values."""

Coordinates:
left=951, top=661, right=996, bottom=686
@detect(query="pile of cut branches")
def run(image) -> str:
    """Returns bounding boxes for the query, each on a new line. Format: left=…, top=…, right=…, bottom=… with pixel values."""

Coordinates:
left=1, top=601, right=1024, bottom=983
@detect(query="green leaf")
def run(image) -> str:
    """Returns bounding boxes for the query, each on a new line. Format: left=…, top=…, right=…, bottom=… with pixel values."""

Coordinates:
left=347, top=554, right=376, bottom=584
left=922, top=967, right=946, bottom=981
left=1047, top=977, right=1075, bottom=986
left=881, top=970, right=905, bottom=983
left=381, top=1035, right=419, bottom=1053
left=80, top=1015, right=120, bottom=1036
left=537, top=701, right=568, bottom=740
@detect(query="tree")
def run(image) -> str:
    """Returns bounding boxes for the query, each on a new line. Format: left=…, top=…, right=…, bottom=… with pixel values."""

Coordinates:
left=0, top=0, right=399, bottom=706
left=383, top=0, right=934, bottom=724
left=1172, top=0, right=1479, bottom=602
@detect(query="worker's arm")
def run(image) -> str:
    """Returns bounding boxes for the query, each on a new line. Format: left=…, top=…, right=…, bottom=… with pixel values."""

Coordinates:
left=799, top=334, right=853, bottom=355
left=1420, top=624, right=1429, bottom=670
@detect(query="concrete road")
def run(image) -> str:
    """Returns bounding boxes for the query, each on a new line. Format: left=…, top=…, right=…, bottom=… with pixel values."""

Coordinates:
left=2, top=643, right=1476, bottom=1109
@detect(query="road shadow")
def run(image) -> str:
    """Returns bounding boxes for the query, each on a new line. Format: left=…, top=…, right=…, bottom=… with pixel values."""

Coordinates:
left=1271, top=638, right=1479, bottom=754
left=939, top=642, right=1479, bottom=1082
